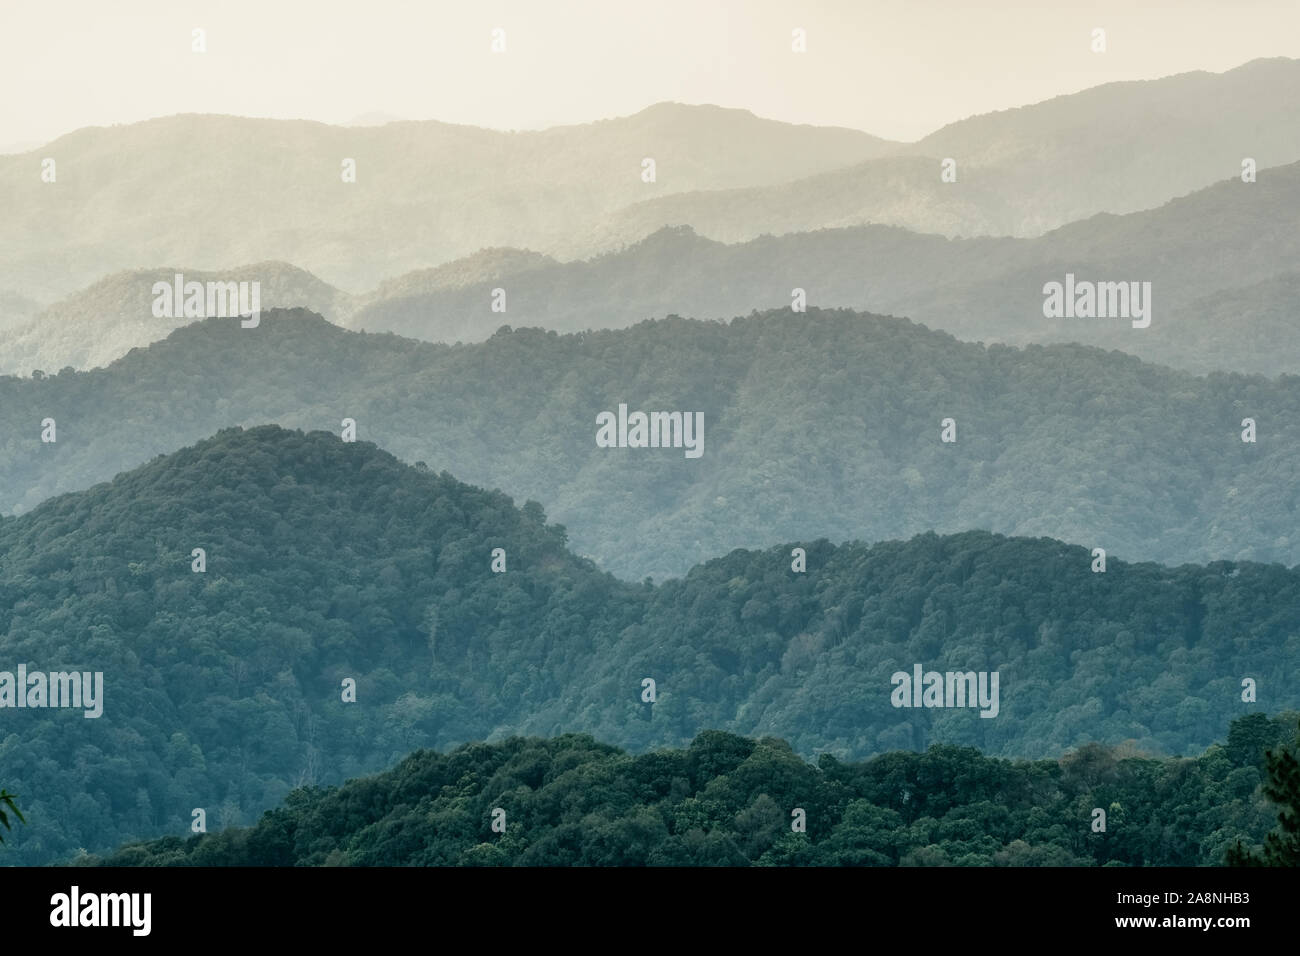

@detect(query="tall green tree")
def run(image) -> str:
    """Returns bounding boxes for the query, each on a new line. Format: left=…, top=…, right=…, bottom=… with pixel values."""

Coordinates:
left=1227, top=721, right=1300, bottom=866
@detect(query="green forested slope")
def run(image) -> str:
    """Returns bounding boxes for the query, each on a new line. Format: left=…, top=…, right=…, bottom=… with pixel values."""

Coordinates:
left=2, top=308, right=1297, bottom=581
left=1, top=426, right=1297, bottom=864
left=78, top=716, right=1300, bottom=867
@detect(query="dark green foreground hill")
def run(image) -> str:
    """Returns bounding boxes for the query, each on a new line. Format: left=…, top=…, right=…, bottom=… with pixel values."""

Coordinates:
left=2, top=425, right=1299, bottom=864
left=78, top=716, right=1299, bottom=867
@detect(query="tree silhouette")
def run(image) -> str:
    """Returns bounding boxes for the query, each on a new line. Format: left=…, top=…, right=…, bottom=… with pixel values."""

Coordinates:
left=0, top=789, right=25, bottom=844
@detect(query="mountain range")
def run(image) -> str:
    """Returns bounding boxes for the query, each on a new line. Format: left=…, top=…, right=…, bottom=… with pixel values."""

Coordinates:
left=2, top=57, right=1296, bottom=307
left=2, top=263, right=350, bottom=375
left=1, top=424, right=1295, bottom=865
left=568, top=57, right=1300, bottom=255
left=3, top=51, right=1298, bottom=873
left=2, top=308, right=1296, bottom=579
left=344, top=164, right=1300, bottom=377
left=7, top=151, right=1298, bottom=379
left=0, top=103, right=890, bottom=301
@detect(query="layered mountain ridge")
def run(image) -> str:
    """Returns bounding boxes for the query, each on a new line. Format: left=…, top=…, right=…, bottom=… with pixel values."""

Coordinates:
left=2, top=424, right=1297, bottom=865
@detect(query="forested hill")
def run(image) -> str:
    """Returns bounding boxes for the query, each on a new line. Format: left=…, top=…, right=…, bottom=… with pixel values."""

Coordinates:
left=3, top=308, right=1298, bottom=581
left=78, top=717, right=1300, bottom=867
left=1, top=425, right=1298, bottom=864
left=0, top=425, right=630, bottom=864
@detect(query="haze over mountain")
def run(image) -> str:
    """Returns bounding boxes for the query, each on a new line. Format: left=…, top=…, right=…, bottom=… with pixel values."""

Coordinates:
left=912, top=57, right=1300, bottom=232
left=561, top=155, right=1020, bottom=255
left=1143, top=274, right=1300, bottom=378
left=2, top=309, right=1296, bottom=580
left=0, top=104, right=892, bottom=300
left=10, top=0, right=1298, bottom=885
left=2, top=425, right=1295, bottom=865
left=347, top=161, right=1300, bottom=377
left=565, top=58, right=1300, bottom=254
left=0, top=289, right=41, bottom=332
left=344, top=111, right=407, bottom=127
left=3, top=58, right=1297, bottom=305
left=2, top=250, right=586, bottom=376
left=9, top=145, right=1296, bottom=378
left=1, top=263, right=353, bottom=376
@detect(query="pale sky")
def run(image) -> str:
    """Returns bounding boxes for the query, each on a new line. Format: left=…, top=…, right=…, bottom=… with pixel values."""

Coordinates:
left=1, top=0, right=1297, bottom=149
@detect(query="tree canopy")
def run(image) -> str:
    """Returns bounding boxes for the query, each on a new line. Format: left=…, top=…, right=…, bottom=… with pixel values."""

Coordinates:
left=2, top=426, right=1297, bottom=864
left=78, top=716, right=1298, bottom=867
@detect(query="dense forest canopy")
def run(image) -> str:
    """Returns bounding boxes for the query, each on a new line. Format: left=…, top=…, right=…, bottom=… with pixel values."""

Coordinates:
left=2, top=308, right=1298, bottom=583
left=77, top=715, right=1300, bottom=867
left=0, top=425, right=1297, bottom=864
